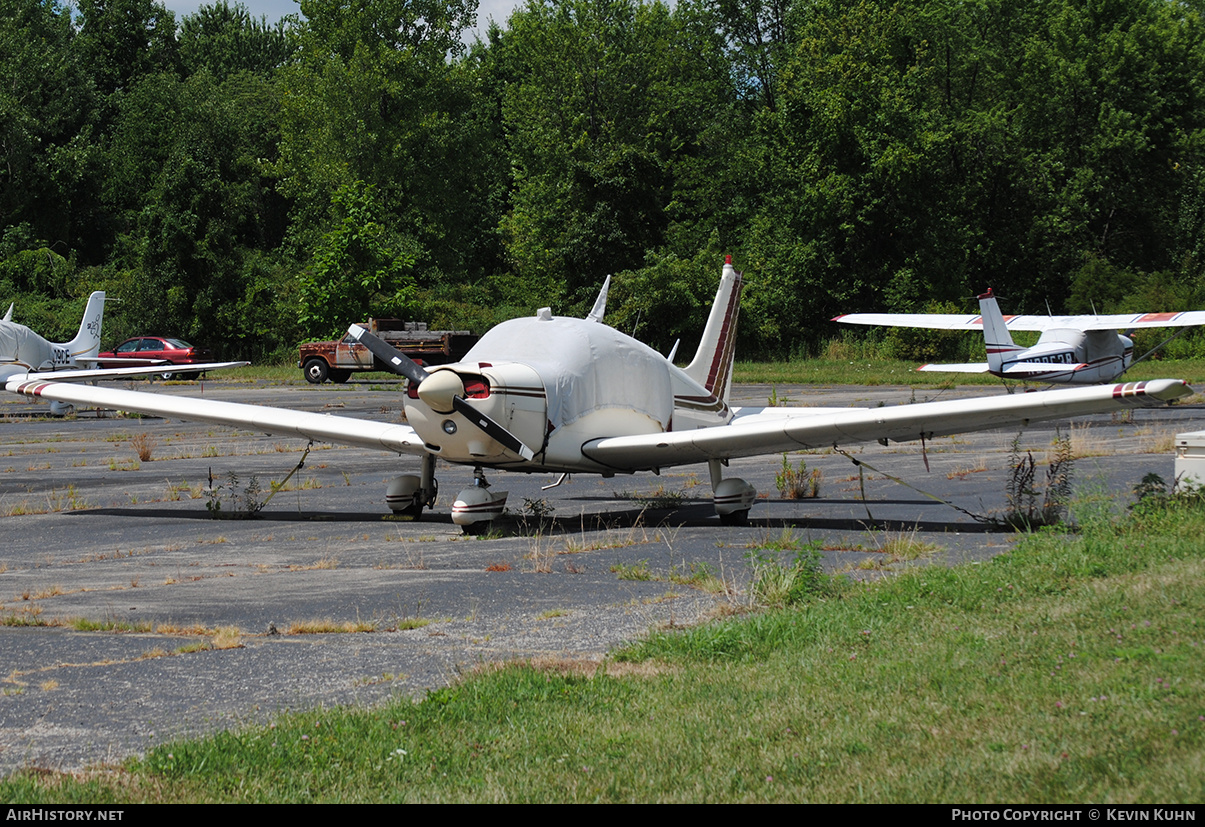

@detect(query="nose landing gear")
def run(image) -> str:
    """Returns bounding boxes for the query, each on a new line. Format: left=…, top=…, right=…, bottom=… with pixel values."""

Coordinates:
left=451, top=467, right=508, bottom=534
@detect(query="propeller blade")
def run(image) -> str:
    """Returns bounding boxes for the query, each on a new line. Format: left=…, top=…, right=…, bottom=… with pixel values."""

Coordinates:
left=347, top=325, right=535, bottom=460
left=346, top=325, right=429, bottom=385
left=451, top=395, right=536, bottom=461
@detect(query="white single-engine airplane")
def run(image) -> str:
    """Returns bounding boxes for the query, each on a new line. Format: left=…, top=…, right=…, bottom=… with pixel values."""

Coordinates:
left=1, top=291, right=245, bottom=414
left=834, top=288, right=1205, bottom=384
left=6, top=260, right=1193, bottom=528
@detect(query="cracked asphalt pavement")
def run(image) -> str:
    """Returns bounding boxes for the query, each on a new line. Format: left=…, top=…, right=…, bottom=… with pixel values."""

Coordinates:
left=1, top=378, right=1201, bottom=775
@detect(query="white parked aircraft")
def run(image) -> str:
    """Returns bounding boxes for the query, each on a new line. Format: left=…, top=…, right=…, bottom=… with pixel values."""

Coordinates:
left=1, top=291, right=245, bottom=414
left=834, top=288, right=1205, bottom=384
left=6, top=262, right=1192, bottom=528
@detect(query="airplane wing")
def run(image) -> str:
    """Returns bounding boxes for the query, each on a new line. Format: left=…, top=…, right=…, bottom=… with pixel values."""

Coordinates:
left=5, top=377, right=427, bottom=456
left=835, top=311, right=1205, bottom=332
left=581, top=379, right=1190, bottom=471
left=3, top=362, right=249, bottom=382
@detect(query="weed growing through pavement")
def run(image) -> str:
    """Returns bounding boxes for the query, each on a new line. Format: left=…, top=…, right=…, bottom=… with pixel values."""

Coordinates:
left=947, top=458, right=989, bottom=480
left=515, top=497, right=555, bottom=535
left=668, top=561, right=729, bottom=594
left=744, top=531, right=827, bottom=608
left=776, top=454, right=821, bottom=498
left=746, top=526, right=805, bottom=552
left=642, top=485, right=687, bottom=510
left=855, top=526, right=943, bottom=569
left=129, top=433, right=156, bottom=462
left=524, top=534, right=555, bottom=573
left=206, top=471, right=264, bottom=519
left=285, top=619, right=376, bottom=634
left=614, top=485, right=688, bottom=510
left=610, top=560, right=653, bottom=581
left=1003, top=430, right=1074, bottom=529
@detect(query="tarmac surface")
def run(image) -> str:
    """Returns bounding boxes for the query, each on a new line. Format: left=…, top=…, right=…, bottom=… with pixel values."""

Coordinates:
left=1, top=376, right=1203, bottom=776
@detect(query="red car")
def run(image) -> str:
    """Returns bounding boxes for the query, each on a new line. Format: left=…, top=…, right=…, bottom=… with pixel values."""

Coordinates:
left=98, top=337, right=215, bottom=379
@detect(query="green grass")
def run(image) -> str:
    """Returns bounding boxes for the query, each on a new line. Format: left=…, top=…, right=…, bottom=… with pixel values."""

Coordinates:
left=6, top=497, right=1204, bottom=802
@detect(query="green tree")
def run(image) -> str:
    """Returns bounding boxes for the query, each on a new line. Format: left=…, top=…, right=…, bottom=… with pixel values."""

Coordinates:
left=297, top=181, right=419, bottom=337
left=277, top=0, right=499, bottom=303
left=179, top=1, right=297, bottom=81
left=0, top=0, right=102, bottom=259
left=103, top=70, right=290, bottom=355
left=499, top=0, right=733, bottom=313
left=75, top=0, right=180, bottom=97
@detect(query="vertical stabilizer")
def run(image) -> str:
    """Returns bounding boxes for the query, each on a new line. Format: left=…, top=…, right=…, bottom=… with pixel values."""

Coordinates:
left=586, top=275, right=610, bottom=323
left=684, top=257, right=744, bottom=402
left=979, top=289, right=1021, bottom=372
left=65, top=292, right=105, bottom=359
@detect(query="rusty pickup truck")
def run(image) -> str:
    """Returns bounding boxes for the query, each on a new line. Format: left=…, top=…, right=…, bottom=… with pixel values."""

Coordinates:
left=299, top=320, right=478, bottom=384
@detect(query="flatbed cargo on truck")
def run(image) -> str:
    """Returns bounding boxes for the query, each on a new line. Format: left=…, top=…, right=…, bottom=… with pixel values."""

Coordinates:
left=299, top=320, right=478, bottom=384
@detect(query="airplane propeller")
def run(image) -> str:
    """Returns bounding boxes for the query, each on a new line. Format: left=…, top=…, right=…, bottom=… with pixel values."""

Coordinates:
left=347, top=325, right=536, bottom=461
left=347, top=324, right=430, bottom=385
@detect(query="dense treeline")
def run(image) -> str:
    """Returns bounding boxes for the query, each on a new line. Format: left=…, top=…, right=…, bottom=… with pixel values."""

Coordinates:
left=3, top=0, right=1205, bottom=362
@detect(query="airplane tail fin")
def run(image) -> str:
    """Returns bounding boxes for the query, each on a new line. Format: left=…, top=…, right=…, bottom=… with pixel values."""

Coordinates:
left=64, top=292, right=105, bottom=360
left=979, top=289, right=1021, bottom=373
left=585, top=275, right=610, bottom=323
left=684, top=256, right=744, bottom=402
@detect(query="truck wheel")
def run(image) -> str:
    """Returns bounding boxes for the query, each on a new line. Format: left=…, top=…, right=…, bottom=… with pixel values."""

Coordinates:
left=303, top=358, right=329, bottom=384
left=328, top=369, right=351, bottom=384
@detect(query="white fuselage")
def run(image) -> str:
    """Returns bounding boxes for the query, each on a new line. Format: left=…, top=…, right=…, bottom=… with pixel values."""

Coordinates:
left=994, top=328, right=1133, bottom=384
left=402, top=314, right=731, bottom=475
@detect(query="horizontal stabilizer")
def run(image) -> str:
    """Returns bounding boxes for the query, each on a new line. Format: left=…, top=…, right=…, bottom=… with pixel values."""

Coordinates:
left=834, top=312, right=986, bottom=330
left=917, top=363, right=991, bottom=373
left=1002, top=361, right=1087, bottom=375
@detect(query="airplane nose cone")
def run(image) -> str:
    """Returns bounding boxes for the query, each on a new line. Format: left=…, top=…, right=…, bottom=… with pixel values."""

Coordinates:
left=416, top=370, right=465, bottom=414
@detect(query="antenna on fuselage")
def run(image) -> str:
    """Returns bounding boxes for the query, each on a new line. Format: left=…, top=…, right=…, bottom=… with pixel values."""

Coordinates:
left=2, top=303, right=11, bottom=322
left=666, top=340, right=679, bottom=362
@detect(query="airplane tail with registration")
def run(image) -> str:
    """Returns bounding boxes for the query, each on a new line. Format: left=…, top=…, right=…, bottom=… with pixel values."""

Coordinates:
left=978, top=288, right=1023, bottom=373
left=683, top=255, right=744, bottom=403
left=65, top=291, right=105, bottom=361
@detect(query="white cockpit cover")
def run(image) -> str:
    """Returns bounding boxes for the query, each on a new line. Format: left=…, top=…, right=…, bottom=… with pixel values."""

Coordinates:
left=464, top=315, right=673, bottom=430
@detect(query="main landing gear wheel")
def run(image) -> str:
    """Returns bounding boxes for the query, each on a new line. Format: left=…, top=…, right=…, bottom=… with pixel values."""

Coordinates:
left=386, top=471, right=437, bottom=520
left=303, top=358, right=329, bottom=384
left=710, top=462, right=756, bottom=526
